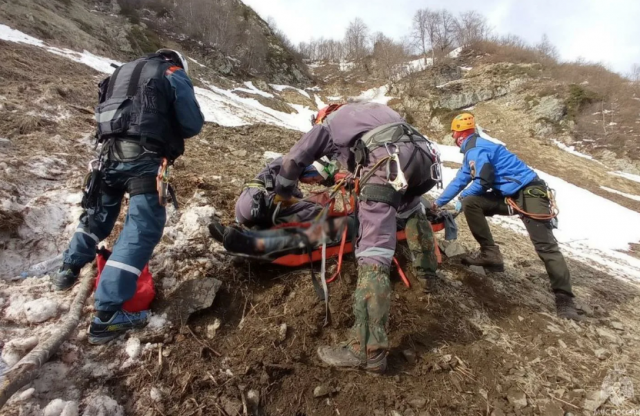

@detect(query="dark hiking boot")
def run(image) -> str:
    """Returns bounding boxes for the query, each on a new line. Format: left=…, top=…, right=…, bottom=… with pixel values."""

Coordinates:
left=461, top=245, right=504, bottom=272
left=555, top=293, right=582, bottom=321
left=223, top=227, right=259, bottom=255
left=88, top=310, right=150, bottom=344
left=208, top=218, right=227, bottom=243
left=53, top=263, right=81, bottom=291
left=317, top=344, right=387, bottom=373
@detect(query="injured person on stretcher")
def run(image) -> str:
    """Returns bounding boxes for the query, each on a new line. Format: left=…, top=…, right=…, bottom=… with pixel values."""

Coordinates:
left=208, top=214, right=357, bottom=258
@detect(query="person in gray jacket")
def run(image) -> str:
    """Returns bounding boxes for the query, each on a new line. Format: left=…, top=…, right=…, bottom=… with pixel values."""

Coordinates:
left=274, top=102, right=442, bottom=372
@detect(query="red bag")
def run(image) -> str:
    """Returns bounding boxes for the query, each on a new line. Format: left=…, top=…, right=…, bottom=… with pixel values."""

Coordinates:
left=95, top=249, right=156, bottom=313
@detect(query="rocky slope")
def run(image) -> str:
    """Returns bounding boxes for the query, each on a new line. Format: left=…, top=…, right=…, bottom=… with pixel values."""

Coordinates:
left=0, top=0, right=310, bottom=85
left=1, top=15, right=640, bottom=416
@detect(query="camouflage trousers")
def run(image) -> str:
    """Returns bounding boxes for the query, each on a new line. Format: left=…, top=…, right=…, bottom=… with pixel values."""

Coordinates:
left=350, top=263, right=391, bottom=357
left=405, top=209, right=437, bottom=278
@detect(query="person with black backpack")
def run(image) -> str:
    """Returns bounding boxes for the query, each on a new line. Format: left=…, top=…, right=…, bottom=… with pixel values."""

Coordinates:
left=53, top=49, right=204, bottom=344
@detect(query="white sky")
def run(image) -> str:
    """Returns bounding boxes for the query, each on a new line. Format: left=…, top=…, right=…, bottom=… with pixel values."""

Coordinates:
left=242, top=0, right=640, bottom=74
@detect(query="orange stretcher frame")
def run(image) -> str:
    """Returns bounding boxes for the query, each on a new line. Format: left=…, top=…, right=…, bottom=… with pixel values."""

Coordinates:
left=271, top=222, right=444, bottom=268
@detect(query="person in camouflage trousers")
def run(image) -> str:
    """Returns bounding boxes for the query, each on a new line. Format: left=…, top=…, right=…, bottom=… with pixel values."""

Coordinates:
left=274, top=102, right=441, bottom=372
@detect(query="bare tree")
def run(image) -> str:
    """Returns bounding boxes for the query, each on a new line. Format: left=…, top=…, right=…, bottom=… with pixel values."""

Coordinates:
left=344, top=18, right=370, bottom=62
left=454, top=11, right=491, bottom=47
left=411, top=9, right=438, bottom=65
left=372, top=32, right=408, bottom=81
left=535, top=34, right=559, bottom=63
left=434, top=9, right=456, bottom=56
left=630, top=64, right=640, bottom=82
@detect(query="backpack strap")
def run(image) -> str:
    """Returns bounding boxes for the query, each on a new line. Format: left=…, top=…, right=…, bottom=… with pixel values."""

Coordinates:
left=126, top=60, right=148, bottom=98
left=106, top=65, right=122, bottom=100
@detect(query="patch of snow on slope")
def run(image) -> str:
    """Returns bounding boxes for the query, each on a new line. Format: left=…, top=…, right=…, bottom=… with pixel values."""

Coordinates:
left=552, top=139, right=598, bottom=162
left=314, top=94, right=326, bottom=110
left=436, top=143, right=640, bottom=283
left=610, top=171, right=640, bottom=183
left=196, top=83, right=314, bottom=132
left=477, top=126, right=506, bottom=145
left=339, top=61, right=355, bottom=71
left=0, top=24, right=120, bottom=74
left=354, top=86, right=392, bottom=104
left=601, top=186, right=640, bottom=202
left=270, top=84, right=311, bottom=99
left=187, top=57, right=206, bottom=68
left=449, top=47, right=463, bottom=58
left=239, top=81, right=274, bottom=98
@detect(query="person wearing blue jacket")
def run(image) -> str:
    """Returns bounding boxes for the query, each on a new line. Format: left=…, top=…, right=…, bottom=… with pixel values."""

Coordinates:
left=54, top=49, right=205, bottom=343
left=433, top=113, right=579, bottom=320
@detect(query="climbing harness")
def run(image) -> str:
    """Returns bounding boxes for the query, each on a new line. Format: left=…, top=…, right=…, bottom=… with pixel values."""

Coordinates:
left=506, top=183, right=559, bottom=221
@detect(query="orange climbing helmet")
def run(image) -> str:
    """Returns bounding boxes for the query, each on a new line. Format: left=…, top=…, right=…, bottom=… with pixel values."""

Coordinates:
left=451, top=113, right=476, bottom=132
left=311, top=104, right=344, bottom=126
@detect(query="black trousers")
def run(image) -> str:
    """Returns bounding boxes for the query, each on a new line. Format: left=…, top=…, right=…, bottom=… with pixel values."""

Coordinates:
left=461, top=184, right=573, bottom=296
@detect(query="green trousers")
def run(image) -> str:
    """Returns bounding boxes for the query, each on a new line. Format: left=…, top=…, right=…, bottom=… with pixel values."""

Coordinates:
left=350, top=264, right=391, bottom=355
left=405, top=209, right=438, bottom=278
left=462, top=182, right=573, bottom=296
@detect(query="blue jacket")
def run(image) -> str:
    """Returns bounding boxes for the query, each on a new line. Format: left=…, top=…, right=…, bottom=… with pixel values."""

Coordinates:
left=435, top=135, right=538, bottom=206
left=165, top=67, right=204, bottom=139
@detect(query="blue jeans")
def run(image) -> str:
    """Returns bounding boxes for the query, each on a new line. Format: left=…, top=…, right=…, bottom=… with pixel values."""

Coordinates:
left=63, top=159, right=166, bottom=311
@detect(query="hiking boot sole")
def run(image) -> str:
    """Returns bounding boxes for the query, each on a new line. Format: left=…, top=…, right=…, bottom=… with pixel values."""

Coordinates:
left=88, top=331, right=125, bottom=345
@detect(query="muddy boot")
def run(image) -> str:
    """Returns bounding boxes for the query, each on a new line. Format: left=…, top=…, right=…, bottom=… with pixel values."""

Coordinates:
left=53, top=263, right=81, bottom=291
left=461, top=245, right=504, bottom=272
left=317, top=344, right=387, bottom=373
left=555, top=292, right=582, bottom=321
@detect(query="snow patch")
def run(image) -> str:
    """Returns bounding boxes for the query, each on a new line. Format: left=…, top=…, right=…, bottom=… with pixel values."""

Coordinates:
left=610, top=171, right=640, bottom=183
left=601, top=186, right=640, bottom=202
left=552, top=139, right=597, bottom=161
left=448, top=47, right=463, bottom=58
left=125, top=337, right=142, bottom=359
left=339, top=61, right=355, bottom=71
left=238, top=81, right=274, bottom=98
left=270, top=84, right=311, bottom=99
left=327, top=95, right=343, bottom=101
left=147, top=313, right=169, bottom=331
left=24, top=298, right=58, bottom=323
left=314, top=94, right=326, bottom=110
left=353, top=85, right=392, bottom=104
left=477, top=126, right=506, bottom=145
left=187, top=57, right=206, bottom=68
left=82, top=395, right=124, bottom=416
left=0, top=24, right=120, bottom=74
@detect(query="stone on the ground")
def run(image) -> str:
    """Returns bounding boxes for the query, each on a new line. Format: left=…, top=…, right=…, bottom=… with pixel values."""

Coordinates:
left=506, top=388, right=527, bottom=409
left=82, top=395, right=124, bottom=416
left=221, top=397, right=242, bottom=416
left=150, top=387, right=162, bottom=402
left=490, top=409, right=505, bottom=416
left=469, top=265, right=486, bottom=276
left=246, top=390, right=260, bottom=411
left=583, top=390, right=608, bottom=412
left=313, top=385, right=333, bottom=398
left=164, top=278, right=222, bottom=323
left=408, top=397, right=427, bottom=409
left=278, top=323, right=288, bottom=342
left=596, top=327, right=619, bottom=343
left=125, top=337, right=142, bottom=360
left=538, top=402, right=564, bottom=416
left=444, top=241, right=466, bottom=258
left=24, top=298, right=58, bottom=323
left=594, top=348, right=610, bottom=360
left=402, top=349, right=417, bottom=364
left=611, top=321, right=624, bottom=331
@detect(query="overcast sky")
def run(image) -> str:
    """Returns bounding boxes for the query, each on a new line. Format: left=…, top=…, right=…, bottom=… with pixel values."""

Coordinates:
left=242, top=0, right=640, bottom=74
